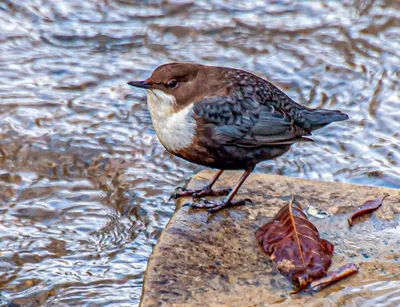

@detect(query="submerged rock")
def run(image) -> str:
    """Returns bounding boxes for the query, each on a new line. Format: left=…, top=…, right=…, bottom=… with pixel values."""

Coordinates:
left=140, top=170, right=400, bottom=307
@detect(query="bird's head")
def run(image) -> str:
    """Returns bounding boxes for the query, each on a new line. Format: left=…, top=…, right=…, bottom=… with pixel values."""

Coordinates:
left=128, top=62, right=227, bottom=115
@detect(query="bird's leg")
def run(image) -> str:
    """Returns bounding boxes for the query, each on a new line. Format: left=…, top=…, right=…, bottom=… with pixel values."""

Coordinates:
left=189, top=166, right=255, bottom=212
left=170, top=170, right=231, bottom=199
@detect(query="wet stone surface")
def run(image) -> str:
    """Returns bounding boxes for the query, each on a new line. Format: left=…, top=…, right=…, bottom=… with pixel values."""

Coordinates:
left=141, top=170, right=400, bottom=307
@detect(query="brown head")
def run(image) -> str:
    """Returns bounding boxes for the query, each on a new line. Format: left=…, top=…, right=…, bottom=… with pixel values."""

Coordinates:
left=128, top=62, right=230, bottom=110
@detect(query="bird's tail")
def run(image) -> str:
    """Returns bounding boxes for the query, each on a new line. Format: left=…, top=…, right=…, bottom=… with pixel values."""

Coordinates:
left=303, top=108, right=349, bottom=131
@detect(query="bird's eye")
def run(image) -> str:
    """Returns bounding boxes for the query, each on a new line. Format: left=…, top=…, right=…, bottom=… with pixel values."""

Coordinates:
left=167, top=79, right=178, bottom=88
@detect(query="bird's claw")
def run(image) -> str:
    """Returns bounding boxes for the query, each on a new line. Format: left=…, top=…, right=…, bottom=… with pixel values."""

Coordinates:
left=207, top=198, right=252, bottom=213
left=175, top=186, right=187, bottom=192
left=187, top=197, right=253, bottom=213
left=168, top=192, right=180, bottom=201
left=243, top=198, right=253, bottom=205
left=170, top=186, right=231, bottom=200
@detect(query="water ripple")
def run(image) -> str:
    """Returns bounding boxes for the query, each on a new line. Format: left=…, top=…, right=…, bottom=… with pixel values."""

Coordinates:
left=0, top=0, right=399, bottom=306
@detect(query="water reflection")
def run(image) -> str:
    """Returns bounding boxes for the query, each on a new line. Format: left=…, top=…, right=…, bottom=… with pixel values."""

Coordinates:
left=0, top=0, right=399, bottom=306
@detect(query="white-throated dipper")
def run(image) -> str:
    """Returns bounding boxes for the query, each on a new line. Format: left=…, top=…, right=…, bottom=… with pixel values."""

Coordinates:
left=128, top=63, right=348, bottom=212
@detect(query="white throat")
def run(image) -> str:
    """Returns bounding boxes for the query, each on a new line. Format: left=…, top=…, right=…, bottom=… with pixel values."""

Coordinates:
left=146, top=89, right=196, bottom=153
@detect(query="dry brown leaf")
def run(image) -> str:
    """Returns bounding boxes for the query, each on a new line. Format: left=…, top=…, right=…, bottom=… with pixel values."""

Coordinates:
left=348, top=194, right=389, bottom=226
left=305, top=263, right=358, bottom=292
left=255, top=198, right=334, bottom=292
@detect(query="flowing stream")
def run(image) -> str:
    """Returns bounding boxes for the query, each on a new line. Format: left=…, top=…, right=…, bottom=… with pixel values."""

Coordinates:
left=0, top=1, right=399, bottom=306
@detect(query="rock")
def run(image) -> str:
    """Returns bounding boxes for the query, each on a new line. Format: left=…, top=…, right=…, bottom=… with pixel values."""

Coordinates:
left=140, top=170, right=400, bottom=307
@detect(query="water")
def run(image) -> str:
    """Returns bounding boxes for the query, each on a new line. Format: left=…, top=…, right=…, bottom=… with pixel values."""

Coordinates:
left=0, top=0, right=399, bottom=306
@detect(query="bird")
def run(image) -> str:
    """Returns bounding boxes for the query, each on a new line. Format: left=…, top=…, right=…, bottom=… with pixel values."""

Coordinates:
left=128, top=63, right=348, bottom=212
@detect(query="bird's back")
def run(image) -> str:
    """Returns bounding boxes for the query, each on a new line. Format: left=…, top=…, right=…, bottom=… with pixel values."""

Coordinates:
left=224, top=67, right=348, bottom=132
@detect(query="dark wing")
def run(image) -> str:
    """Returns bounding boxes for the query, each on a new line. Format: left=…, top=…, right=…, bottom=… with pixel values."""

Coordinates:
left=192, top=95, right=312, bottom=147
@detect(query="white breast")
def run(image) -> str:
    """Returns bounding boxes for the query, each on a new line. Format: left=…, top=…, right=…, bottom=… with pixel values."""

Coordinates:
left=146, top=89, right=196, bottom=153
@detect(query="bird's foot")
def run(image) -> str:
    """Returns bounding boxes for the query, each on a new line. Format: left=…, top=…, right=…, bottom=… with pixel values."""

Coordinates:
left=187, top=198, right=253, bottom=213
left=170, top=185, right=231, bottom=200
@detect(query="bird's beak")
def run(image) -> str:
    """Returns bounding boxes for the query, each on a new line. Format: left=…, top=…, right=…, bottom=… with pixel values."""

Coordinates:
left=127, top=80, right=151, bottom=89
